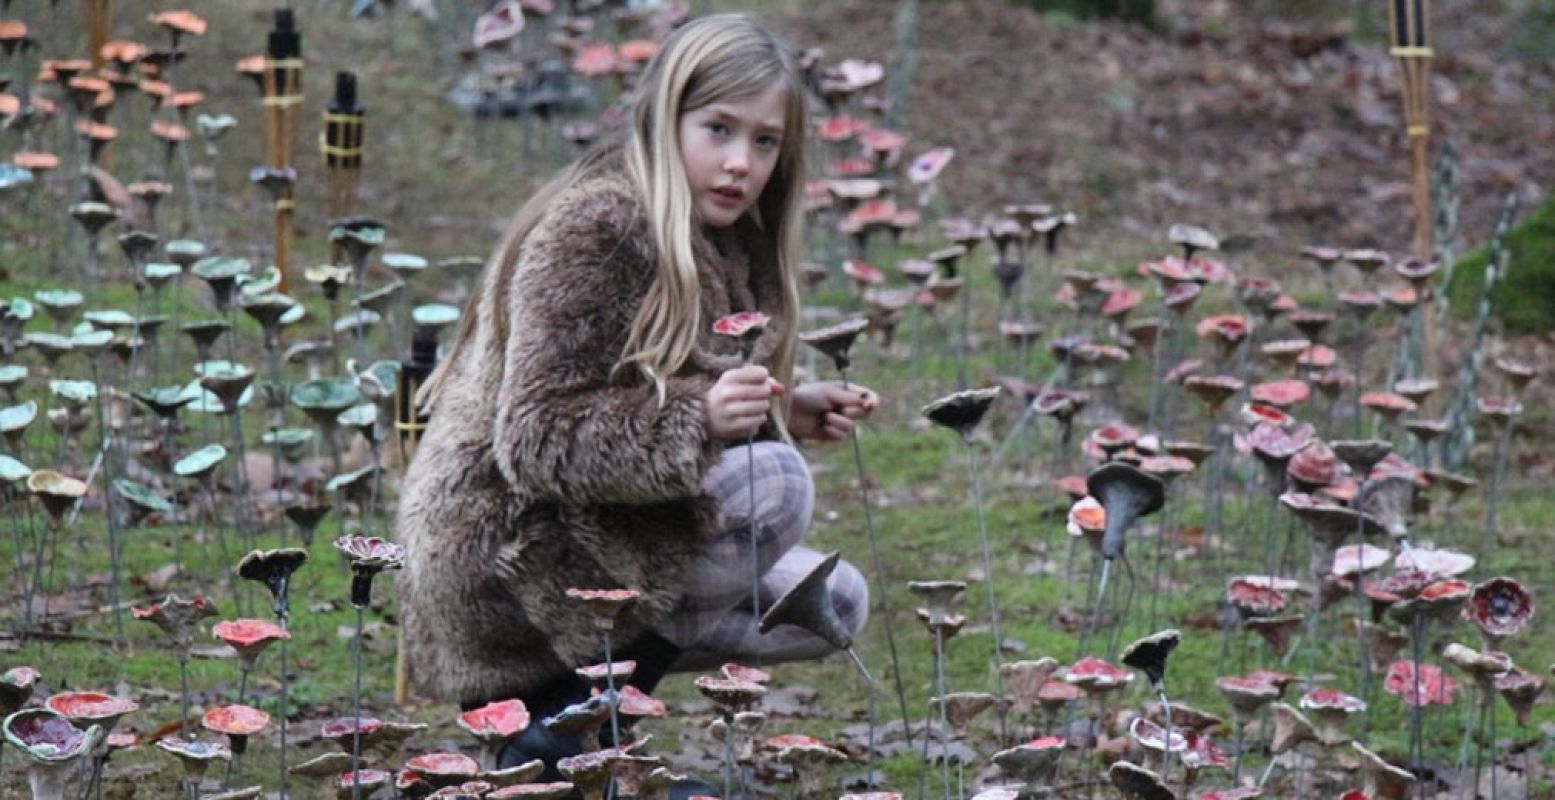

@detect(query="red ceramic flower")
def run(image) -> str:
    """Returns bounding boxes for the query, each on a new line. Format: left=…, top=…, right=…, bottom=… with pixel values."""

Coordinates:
left=617, top=40, right=658, bottom=63
left=1226, top=578, right=1286, bottom=617
left=1476, top=396, right=1524, bottom=420
left=1163, top=281, right=1202, bottom=313
left=1249, top=379, right=1309, bottom=409
left=1064, top=657, right=1132, bottom=688
left=571, top=43, right=617, bottom=76
left=840, top=260, right=884, bottom=288
left=1088, top=422, right=1140, bottom=455
left=404, top=752, right=480, bottom=780
left=203, top=704, right=269, bottom=754
left=1383, top=660, right=1457, bottom=707
left=845, top=200, right=897, bottom=229
left=1196, top=314, right=1248, bottom=345
left=1360, top=391, right=1417, bottom=417
left=320, top=716, right=382, bottom=751
left=1067, top=496, right=1105, bottom=541
left=1101, top=288, right=1141, bottom=318
left=694, top=676, right=767, bottom=710
left=720, top=663, right=771, bottom=683
left=1286, top=440, right=1338, bottom=489
left=1240, top=403, right=1293, bottom=429
left=766, top=733, right=827, bottom=749
left=44, top=691, right=139, bottom=728
left=1144, top=256, right=1191, bottom=284
left=204, top=704, right=269, bottom=736
left=1376, top=568, right=1433, bottom=600
left=1182, top=730, right=1230, bottom=772
left=1298, top=343, right=1338, bottom=369
left=712, top=312, right=770, bottom=362
left=457, top=698, right=530, bottom=743
left=609, top=685, right=666, bottom=718
left=818, top=115, right=867, bottom=142
left=1187, top=256, right=1232, bottom=283
left=1052, top=475, right=1089, bottom=499
left=1300, top=687, right=1366, bottom=714
left=212, top=619, right=289, bottom=671
left=1128, top=716, right=1186, bottom=753
left=1240, top=421, right=1310, bottom=462
left=857, top=127, right=908, bottom=156
left=1215, top=676, right=1279, bottom=717
left=565, top=588, right=641, bottom=631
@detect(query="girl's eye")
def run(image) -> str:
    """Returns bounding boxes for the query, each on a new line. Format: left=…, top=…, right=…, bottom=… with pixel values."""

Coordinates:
left=707, top=122, right=730, bottom=137
left=757, top=135, right=781, bottom=150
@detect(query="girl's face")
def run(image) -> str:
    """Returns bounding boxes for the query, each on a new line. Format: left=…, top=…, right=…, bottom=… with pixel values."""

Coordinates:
left=677, top=83, right=787, bottom=229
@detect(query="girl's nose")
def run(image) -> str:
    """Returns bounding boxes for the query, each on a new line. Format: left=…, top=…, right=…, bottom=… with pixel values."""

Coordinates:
left=724, top=145, right=749, bottom=177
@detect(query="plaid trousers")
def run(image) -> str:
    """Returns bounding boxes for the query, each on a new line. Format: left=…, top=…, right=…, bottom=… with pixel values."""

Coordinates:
left=657, top=441, right=869, bottom=670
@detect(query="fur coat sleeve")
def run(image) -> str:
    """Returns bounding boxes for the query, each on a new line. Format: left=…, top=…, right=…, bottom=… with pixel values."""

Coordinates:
left=490, top=178, right=726, bottom=507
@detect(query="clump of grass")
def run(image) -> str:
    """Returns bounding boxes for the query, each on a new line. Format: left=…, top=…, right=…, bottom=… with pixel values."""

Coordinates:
left=1446, top=194, right=1555, bottom=334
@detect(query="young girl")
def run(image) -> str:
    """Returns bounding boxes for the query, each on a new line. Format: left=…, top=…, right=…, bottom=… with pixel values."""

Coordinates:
left=397, top=13, right=877, bottom=777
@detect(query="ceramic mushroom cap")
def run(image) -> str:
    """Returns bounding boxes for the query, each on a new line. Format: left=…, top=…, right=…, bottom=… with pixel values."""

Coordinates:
left=693, top=677, right=766, bottom=711
left=1382, top=660, right=1457, bottom=708
left=458, top=698, right=531, bottom=743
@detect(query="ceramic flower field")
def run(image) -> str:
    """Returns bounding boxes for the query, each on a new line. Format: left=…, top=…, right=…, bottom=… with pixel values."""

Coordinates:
left=1, top=2, right=1553, bottom=799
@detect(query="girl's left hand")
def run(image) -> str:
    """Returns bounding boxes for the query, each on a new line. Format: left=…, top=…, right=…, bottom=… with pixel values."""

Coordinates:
left=788, top=381, right=879, bottom=442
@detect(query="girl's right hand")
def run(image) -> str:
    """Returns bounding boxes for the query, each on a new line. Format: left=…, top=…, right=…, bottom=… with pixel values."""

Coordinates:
left=705, top=365, right=783, bottom=440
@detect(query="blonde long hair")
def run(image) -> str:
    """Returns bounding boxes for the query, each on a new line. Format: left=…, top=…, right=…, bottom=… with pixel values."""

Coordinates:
left=419, top=14, right=807, bottom=423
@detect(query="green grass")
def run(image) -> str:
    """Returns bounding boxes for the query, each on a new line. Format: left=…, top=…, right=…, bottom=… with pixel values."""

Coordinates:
left=1446, top=194, right=1555, bottom=334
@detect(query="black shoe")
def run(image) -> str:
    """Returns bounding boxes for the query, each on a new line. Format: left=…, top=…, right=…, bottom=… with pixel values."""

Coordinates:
left=665, top=774, right=720, bottom=800
left=614, top=630, right=682, bottom=695
left=496, top=717, right=583, bottom=779
left=492, top=632, right=687, bottom=780
left=484, top=671, right=592, bottom=778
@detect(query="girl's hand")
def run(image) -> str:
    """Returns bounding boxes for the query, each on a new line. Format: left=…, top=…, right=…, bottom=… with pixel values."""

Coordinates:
left=705, top=365, right=784, bottom=440
left=788, top=381, right=879, bottom=442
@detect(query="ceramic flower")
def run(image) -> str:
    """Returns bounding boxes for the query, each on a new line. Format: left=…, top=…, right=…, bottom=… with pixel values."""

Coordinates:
left=211, top=619, right=290, bottom=672
left=132, top=595, right=218, bottom=657
left=1468, top=577, right=1532, bottom=643
left=334, top=535, right=405, bottom=608
left=1382, top=660, right=1457, bottom=708
left=236, top=548, right=309, bottom=619
left=711, top=312, right=769, bottom=362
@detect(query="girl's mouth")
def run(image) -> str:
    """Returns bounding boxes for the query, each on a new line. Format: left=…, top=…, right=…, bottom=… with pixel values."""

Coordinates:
left=711, top=185, right=744, bottom=206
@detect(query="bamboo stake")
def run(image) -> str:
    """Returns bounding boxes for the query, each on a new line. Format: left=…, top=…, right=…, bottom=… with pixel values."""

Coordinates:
left=264, top=11, right=303, bottom=295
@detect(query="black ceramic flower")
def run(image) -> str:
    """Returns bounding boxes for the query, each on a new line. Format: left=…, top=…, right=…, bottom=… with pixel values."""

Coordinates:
left=236, top=548, right=309, bottom=619
left=920, top=387, right=1001, bottom=441
left=798, top=317, right=869, bottom=372
left=1121, top=629, right=1181, bottom=688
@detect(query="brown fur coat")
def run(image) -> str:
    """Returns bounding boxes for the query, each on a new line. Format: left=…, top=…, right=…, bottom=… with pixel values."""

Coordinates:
left=396, top=156, right=787, bottom=706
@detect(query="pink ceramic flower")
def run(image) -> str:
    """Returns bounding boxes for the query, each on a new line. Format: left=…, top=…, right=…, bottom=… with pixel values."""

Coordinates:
left=212, top=618, right=290, bottom=672
left=1383, top=660, right=1457, bottom=707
